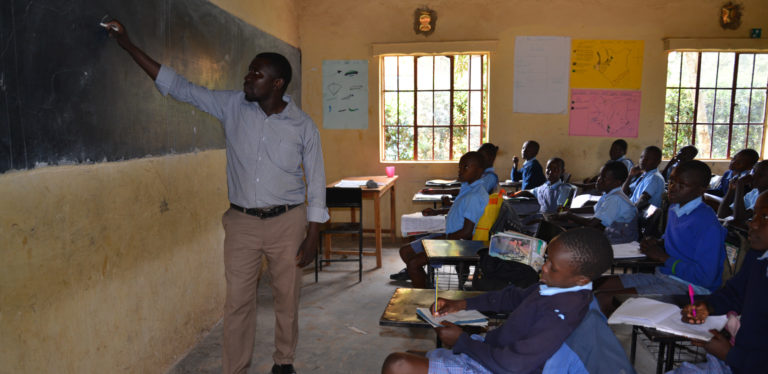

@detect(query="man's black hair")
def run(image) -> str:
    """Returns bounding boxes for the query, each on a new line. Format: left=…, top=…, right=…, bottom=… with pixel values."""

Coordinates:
left=526, top=140, right=540, bottom=153
left=460, top=151, right=485, bottom=167
left=674, top=160, right=711, bottom=188
left=548, top=157, right=565, bottom=170
left=736, top=148, right=760, bottom=166
left=477, top=143, right=499, bottom=158
left=255, top=52, right=292, bottom=90
left=679, top=145, right=698, bottom=158
left=552, top=227, right=612, bottom=280
left=603, top=160, right=628, bottom=182
left=645, top=145, right=662, bottom=161
left=612, top=139, right=628, bottom=153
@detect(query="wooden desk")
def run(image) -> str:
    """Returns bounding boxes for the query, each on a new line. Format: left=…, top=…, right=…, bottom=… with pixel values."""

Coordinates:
left=423, top=239, right=485, bottom=290
left=380, top=288, right=485, bottom=328
left=327, top=175, right=397, bottom=268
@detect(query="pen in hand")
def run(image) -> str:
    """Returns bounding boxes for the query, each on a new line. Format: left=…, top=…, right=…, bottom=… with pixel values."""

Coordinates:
left=688, top=284, right=696, bottom=317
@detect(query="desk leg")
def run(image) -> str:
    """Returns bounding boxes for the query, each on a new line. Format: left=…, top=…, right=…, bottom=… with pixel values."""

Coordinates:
left=664, top=343, right=675, bottom=372
left=655, top=342, right=666, bottom=374
left=630, top=326, right=638, bottom=364
left=390, top=184, right=397, bottom=241
left=374, top=194, right=383, bottom=268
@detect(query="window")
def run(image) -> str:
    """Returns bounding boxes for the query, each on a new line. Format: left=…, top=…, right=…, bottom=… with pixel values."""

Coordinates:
left=663, top=51, right=768, bottom=159
left=381, top=54, right=489, bottom=161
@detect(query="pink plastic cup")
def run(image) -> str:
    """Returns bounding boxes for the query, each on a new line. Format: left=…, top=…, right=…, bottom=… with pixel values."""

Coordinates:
left=385, top=166, right=395, bottom=178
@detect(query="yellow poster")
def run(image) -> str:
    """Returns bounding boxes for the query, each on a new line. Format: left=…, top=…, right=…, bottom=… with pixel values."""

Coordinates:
left=570, top=40, right=644, bottom=90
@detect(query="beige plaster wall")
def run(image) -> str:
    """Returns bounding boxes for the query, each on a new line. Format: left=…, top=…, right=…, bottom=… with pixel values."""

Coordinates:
left=298, top=0, right=768, bottom=228
left=210, top=0, right=300, bottom=47
left=0, top=151, right=228, bottom=373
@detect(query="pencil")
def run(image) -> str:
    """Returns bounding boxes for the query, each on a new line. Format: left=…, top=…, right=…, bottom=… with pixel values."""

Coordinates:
left=434, top=273, right=438, bottom=316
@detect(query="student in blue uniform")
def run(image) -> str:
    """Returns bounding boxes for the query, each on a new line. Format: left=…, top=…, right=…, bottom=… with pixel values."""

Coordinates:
left=510, top=140, right=546, bottom=190
left=394, top=152, right=488, bottom=288
left=381, top=228, right=633, bottom=374
left=718, top=160, right=768, bottom=226
left=477, top=143, right=500, bottom=194
left=623, top=145, right=665, bottom=208
left=515, top=157, right=573, bottom=214
left=577, top=139, right=633, bottom=191
left=595, top=160, right=727, bottom=314
left=676, top=190, right=768, bottom=374
left=553, top=160, right=638, bottom=244
left=708, top=148, right=759, bottom=197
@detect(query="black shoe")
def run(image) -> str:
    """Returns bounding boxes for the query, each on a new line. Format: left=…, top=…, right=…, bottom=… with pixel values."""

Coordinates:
left=389, top=268, right=409, bottom=280
left=271, top=364, right=296, bottom=374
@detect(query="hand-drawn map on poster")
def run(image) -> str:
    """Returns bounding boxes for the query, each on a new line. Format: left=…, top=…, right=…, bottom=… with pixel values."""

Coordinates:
left=323, top=60, right=368, bottom=129
left=570, top=40, right=644, bottom=90
left=569, top=89, right=641, bottom=137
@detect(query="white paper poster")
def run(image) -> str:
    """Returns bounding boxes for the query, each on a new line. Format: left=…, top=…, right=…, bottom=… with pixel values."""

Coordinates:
left=322, top=60, right=368, bottom=129
left=513, top=36, right=571, bottom=114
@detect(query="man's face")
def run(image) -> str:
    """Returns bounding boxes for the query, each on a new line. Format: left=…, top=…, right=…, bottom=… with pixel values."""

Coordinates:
left=729, top=152, right=750, bottom=172
left=639, top=149, right=660, bottom=171
left=540, top=240, right=587, bottom=288
left=667, top=169, right=705, bottom=205
left=609, top=143, right=624, bottom=160
left=596, top=167, right=618, bottom=192
left=522, top=142, right=536, bottom=160
left=243, top=57, right=279, bottom=102
left=457, top=157, right=484, bottom=183
left=748, top=193, right=768, bottom=250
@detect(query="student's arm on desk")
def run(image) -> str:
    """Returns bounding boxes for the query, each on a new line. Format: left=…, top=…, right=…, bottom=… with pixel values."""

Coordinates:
left=659, top=225, right=724, bottom=287
left=555, top=211, right=603, bottom=229
left=511, top=190, right=535, bottom=199
left=421, top=188, right=460, bottom=196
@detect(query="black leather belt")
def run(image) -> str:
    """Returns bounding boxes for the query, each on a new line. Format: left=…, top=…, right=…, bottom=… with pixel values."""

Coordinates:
left=230, top=203, right=302, bottom=219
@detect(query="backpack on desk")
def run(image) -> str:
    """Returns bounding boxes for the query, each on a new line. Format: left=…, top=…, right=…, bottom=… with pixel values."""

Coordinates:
left=472, top=248, right=539, bottom=291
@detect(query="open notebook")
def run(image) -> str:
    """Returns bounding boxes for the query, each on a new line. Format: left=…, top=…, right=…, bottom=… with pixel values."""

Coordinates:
left=416, top=308, right=488, bottom=328
left=607, top=297, right=728, bottom=341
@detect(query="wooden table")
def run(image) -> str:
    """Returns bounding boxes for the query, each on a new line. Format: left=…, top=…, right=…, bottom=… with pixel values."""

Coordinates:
left=423, top=239, right=486, bottom=290
left=327, top=175, right=397, bottom=268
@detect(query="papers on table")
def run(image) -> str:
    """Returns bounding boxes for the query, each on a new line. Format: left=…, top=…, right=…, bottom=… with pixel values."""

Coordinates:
left=416, top=308, right=488, bottom=328
left=400, top=212, right=446, bottom=237
left=608, top=297, right=727, bottom=341
left=413, top=192, right=451, bottom=201
left=570, top=193, right=600, bottom=209
left=334, top=179, right=384, bottom=188
left=612, top=241, right=646, bottom=259
left=426, top=179, right=461, bottom=187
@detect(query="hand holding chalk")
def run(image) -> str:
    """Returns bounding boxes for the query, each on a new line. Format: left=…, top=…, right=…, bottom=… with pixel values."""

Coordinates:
left=99, top=15, right=119, bottom=32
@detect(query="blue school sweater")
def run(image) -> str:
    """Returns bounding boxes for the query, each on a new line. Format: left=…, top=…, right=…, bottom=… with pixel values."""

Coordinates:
left=511, top=158, right=546, bottom=190
left=660, top=201, right=726, bottom=291
left=453, top=284, right=592, bottom=373
left=706, top=250, right=768, bottom=374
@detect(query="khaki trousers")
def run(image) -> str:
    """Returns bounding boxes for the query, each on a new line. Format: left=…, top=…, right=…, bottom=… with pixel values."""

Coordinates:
left=221, top=205, right=307, bottom=374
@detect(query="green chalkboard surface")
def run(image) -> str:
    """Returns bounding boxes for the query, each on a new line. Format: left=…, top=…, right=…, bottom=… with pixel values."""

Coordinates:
left=0, top=0, right=301, bottom=173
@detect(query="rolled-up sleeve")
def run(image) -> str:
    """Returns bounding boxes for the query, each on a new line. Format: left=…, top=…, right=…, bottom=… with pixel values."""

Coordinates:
left=302, top=124, right=329, bottom=223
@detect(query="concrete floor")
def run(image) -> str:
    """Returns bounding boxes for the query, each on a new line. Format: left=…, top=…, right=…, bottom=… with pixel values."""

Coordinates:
left=166, top=237, right=664, bottom=374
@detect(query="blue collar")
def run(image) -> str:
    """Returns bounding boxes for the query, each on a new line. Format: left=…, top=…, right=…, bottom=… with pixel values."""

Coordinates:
left=524, top=157, right=536, bottom=166
left=460, top=178, right=485, bottom=190
left=539, top=282, right=593, bottom=296
left=617, top=155, right=628, bottom=161
left=671, top=197, right=702, bottom=217
left=758, top=251, right=768, bottom=260
left=641, top=168, right=659, bottom=178
left=605, top=186, right=623, bottom=196
left=484, top=167, right=495, bottom=173
left=546, top=180, right=563, bottom=190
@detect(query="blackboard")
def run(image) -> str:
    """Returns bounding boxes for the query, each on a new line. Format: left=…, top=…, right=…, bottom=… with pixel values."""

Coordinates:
left=0, top=0, right=301, bottom=173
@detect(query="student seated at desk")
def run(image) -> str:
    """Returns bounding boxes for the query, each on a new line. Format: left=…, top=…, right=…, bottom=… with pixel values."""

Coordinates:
left=707, top=148, right=759, bottom=197
left=674, top=191, right=768, bottom=374
left=577, top=139, right=634, bottom=189
left=392, top=152, right=489, bottom=288
left=512, top=157, right=573, bottom=214
left=382, top=228, right=631, bottom=374
left=717, top=160, right=768, bottom=226
left=477, top=143, right=499, bottom=194
left=510, top=140, right=546, bottom=190
left=622, top=145, right=665, bottom=208
left=595, top=161, right=727, bottom=314
left=551, top=160, right=638, bottom=244
left=662, top=145, right=698, bottom=181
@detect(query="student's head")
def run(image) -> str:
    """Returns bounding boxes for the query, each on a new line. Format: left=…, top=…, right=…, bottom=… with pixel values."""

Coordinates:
left=457, top=151, right=485, bottom=183
left=521, top=141, right=540, bottom=160
left=639, top=146, right=662, bottom=171
left=729, top=148, right=759, bottom=172
left=609, top=139, right=628, bottom=160
left=244, top=52, right=292, bottom=101
left=477, top=143, right=499, bottom=168
left=750, top=160, right=768, bottom=192
left=748, top=190, right=768, bottom=251
left=541, top=228, right=613, bottom=287
left=675, top=145, right=698, bottom=163
left=597, top=160, right=628, bottom=192
left=667, top=160, right=710, bottom=205
left=545, top=158, right=565, bottom=184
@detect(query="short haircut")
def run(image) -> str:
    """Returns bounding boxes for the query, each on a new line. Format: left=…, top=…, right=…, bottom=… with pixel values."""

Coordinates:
left=680, top=145, right=698, bottom=158
left=603, top=160, right=628, bottom=182
left=612, top=139, right=628, bottom=152
left=674, top=160, right=711, bottom=188
left=552, top=227, right=613, bottom=280
left=255, top=52, right=292, bottom=90
left=460, top=151, right=485, bottom=168
left=548, top=157, right=565, bottom=170
left=477, top=143, right=499, bottom=158
left=644, top=145, right=662, bottom=160
left=736, top=148, right=759, bottom=165
left=526, top=140, right=540, bottom=152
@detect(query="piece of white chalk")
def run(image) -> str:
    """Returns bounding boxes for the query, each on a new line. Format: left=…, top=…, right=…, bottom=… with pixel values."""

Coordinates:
left=100, top=22, right=119, bottom=31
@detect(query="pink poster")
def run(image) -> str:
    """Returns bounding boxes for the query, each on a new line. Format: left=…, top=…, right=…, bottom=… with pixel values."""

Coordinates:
left=569, top=89, right=641, bottom=137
